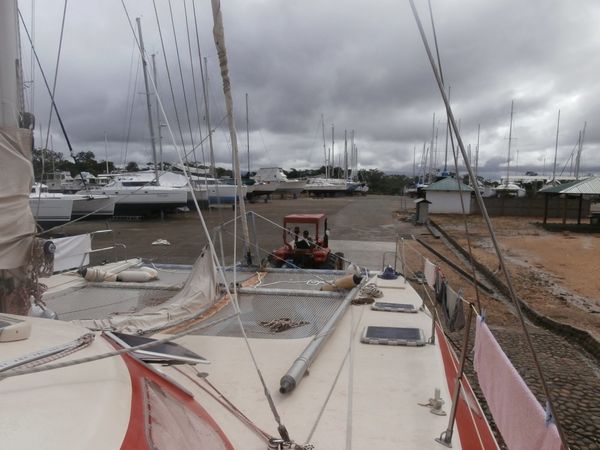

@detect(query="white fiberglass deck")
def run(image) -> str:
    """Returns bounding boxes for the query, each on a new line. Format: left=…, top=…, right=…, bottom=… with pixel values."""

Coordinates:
left=0, top=317, right=131, bottom=450
left=163, top=273, right=460, bottom=449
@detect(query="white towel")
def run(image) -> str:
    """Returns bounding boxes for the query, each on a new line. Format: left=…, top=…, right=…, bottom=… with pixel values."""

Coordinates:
left=474, top=317, right=562, bottom=450
left=424, top=258, right=436, bottom=289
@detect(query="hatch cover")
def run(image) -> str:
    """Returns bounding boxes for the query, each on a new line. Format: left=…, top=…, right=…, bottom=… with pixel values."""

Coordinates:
left=371, top=302, right=417, bottom=313
left=360, top=326, right=425, bottom=346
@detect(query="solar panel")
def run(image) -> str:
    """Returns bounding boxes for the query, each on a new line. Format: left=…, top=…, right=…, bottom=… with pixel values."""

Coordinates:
left=360, top=326, right=425, bottom=346
left=371, top=302, right=417, bottom=313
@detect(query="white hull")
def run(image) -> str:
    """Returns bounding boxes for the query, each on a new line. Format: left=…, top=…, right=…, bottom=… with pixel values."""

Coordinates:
left=68, top=195, right=115, bottom=217
left=80, top=187, right=188, bottom=215
left=272, top=179, right=307, bottom=195
left=29, top=196, right=74, bottom=224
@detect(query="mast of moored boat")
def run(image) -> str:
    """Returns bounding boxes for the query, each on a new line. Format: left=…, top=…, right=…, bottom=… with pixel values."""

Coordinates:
left=331, top=124, right=335, bottom=178
left=551, top=109, right=560, bottom=184
left=152, top=53, right=164, bottom=172
left=204, top=57, right=216, bottom=179
left=575, top=121, right=586, bottom=180
left=475, top=123, right=480, bottom=178
left=505, top=100, right=514, bottom=187
left=136, top=18, right=159, bottom=183
left=344, top=129, right=348, bottom=180
left=429, top=112, right=435, bottom=183
left=321, top=114, right=327, bottom=179
left=246, top=93, right=250, bottom=175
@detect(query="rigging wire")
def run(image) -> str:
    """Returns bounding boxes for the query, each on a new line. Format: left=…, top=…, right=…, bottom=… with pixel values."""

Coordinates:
left=427, top=0, right=482, bottom=314
left=123, top=41, right=141, bottom=166
left=183, top=0, right=206, bottom=170
left=167, top=0, right=197, bottom=167
left=152, top=0, right=189, bottom=165
left=17, top=9, right=88, bottom=193
left=408, top=2, right=569, bottom=448
left=117, top=7, right=289, bottom=442
left=190, top=0, right=210, bottom=172
left=42, top=0, right=68, bottom=161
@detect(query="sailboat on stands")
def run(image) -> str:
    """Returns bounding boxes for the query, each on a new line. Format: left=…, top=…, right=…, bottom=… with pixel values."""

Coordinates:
left=1, top=1, right=567, bottom=449
left=77, top=19, right=187, bottom=216
left=305, top=119, right=360, bottom=197
left=494, top=101, right=525, bottom=198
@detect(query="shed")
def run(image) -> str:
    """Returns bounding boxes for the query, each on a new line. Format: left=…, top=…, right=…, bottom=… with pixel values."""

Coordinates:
left=539, top=176, right=600, bottom=225
left=424, top=177, right=474, bottom=214
left=413, top=198, right=431, bottom=224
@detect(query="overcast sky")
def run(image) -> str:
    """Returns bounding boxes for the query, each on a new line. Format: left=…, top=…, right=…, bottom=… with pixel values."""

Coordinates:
left=18, top=0, right=600, bottom=180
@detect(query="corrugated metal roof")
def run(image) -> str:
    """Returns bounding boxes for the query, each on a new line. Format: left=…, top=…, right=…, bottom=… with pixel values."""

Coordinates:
left=539, top=176, right=600, bottom=194
left=424, top=177, right=474, bottom=192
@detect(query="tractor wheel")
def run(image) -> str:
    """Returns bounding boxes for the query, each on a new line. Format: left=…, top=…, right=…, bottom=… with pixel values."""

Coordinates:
left=322, top=252, right=338, bottom=270
left=334, top=252, right=345, bottom=270
left=268, top=254, right=284, bottom=268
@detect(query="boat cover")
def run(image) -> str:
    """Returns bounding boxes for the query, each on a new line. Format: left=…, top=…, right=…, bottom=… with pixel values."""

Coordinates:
left=0, top=126, right=35, bottom=269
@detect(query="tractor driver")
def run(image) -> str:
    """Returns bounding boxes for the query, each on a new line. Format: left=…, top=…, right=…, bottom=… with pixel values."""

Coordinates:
left=296, top=230, right=314, bottom=249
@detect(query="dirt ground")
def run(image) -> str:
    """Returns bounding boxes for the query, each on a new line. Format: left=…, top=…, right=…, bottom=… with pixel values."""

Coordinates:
left=426, top=214, right=600, bottom=338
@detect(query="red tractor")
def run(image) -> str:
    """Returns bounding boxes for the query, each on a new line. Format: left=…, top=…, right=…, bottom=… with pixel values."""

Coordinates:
left=269, top=213, right=343, bottom=269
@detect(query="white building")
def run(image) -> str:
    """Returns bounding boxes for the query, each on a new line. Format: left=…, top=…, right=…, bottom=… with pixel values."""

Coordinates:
left=424, top=177, right=474, bottom=214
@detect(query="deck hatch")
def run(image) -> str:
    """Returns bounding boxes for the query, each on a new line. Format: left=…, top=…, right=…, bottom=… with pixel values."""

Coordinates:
left=360, top=326, right=425, bottom=346
left=370, top=302, right=417, bottom=313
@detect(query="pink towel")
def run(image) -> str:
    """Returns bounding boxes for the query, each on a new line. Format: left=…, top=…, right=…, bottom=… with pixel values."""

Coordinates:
left=424, top=258, right=436, bottom=289
left=474, top=317, right=562, bottom=450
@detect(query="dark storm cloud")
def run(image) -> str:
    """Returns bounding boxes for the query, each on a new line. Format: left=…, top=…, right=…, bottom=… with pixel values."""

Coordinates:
left=21, top=0, right=600, bottom=177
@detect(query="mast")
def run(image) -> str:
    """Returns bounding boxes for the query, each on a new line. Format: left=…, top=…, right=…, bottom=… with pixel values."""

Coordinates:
left=429, top=112, right=435, bottom=183
left=136, top=17, right=159, bottom=182
left=505, top=100, right=514, bottom=186
left=204, top=57, right=215, bottom=179
left=245, top=92, right=250, bottom=175
left=575, top=121, right=586, bottom=180
left=420, top=141, right=427, bottom=184
left=210, top=0, right=251, bottom=253
left=152, top=53, right=164, bottom=172
left=551, top=109, right=560, bottom=183
left=0, top=1, right=20, bottom=128
left=0, top=0, right=36, bottom=280
left=475, top=124, right=480, bottom=179
left=321, top=114, right=327, bottom=178
left=350, top=129, right=355, bottom=179
left=104, top=132, right=109, bottom=174
left=331, top=124, right=335, bottom=178
left=443, top=86, right=451, bottom=173
left=344, top=129, right=348, bottom=180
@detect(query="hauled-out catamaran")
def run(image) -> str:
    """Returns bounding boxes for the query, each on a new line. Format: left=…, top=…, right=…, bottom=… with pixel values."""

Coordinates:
left=1, top=1, right=567, bottom=449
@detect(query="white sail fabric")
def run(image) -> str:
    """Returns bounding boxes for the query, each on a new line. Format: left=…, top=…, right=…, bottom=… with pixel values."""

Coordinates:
left=0, top=126, right=35, bottom=269
left=76, top=248, right=219, bottom=334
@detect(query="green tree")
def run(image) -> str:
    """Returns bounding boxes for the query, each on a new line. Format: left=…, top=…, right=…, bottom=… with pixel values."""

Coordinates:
left=126, top=161, right=139, bottom=172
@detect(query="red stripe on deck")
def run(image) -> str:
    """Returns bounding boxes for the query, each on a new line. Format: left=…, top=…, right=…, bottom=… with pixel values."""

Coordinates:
left=436, top=325, right=500, bottom=449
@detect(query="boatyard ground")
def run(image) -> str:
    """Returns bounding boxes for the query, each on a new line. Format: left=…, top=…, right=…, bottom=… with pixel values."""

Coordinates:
left=61, top=194, right=599, bottom=448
